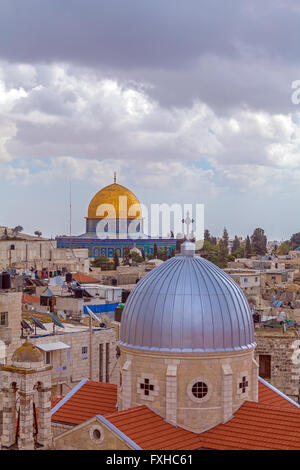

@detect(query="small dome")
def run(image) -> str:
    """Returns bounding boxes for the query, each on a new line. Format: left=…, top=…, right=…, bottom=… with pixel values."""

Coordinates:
left=120, top=242, right=255, bottom=353
left=87, top=182, right=142, bottom=219
left=12, top=341, right=43, bottom=363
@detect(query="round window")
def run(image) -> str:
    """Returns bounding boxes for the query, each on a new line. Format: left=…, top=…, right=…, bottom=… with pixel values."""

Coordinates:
left=93, top=429, right=101, bottom=440
left=192, top=381, right=208, bottom=399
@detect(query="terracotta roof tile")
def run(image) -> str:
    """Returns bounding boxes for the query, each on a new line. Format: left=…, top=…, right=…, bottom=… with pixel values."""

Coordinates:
left=103, top=406, right=202, bottom=450
left=199, top=401, right=300, bottom=450
left=51, top=381, right=117, bottom=425
left=102, top=383, right=300, bottom=450
left=258, top=380, right=298, bottom=410
left=22, top=293, right=40, bottom=304
left=51, top=378, right=300, bottom=449
left=72, top=272, right=100, bottom=284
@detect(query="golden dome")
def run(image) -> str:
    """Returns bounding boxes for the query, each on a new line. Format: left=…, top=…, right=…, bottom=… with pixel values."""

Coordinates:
left=12, top=341, right=43, bottom=363
left=87, top=181, right=142, bottom=219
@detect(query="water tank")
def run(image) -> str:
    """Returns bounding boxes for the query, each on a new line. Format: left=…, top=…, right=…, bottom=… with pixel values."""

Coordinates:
left=121, top=290, right=130, bottom=303
left=1, top=272, right=11, bottom=289
left=66, top=272, right=73, bottom=283
left=115, top=307, right=123, bottom=322
left=74, top=288, right=83, bottom=298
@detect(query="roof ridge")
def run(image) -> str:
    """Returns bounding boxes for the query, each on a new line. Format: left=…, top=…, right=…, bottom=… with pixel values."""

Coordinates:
left=104, top=404, right=148, bottom=419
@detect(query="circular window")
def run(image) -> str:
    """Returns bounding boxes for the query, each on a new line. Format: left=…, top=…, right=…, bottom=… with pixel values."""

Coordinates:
left=187, top=377, right=212, bottom=403
left=93, top=429, right=101, bottom=440
left=192, top=381, right=208, bottom=399
left=89, top=425, right=104, bottom=444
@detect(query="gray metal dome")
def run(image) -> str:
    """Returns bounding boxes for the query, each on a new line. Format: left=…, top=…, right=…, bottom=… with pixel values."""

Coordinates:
left=119, top=242, right=255, bottom=353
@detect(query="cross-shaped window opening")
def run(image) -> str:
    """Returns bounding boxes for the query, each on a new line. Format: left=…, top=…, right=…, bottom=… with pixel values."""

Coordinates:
left=239, top=376, right=248, bottom=394
left=140, top=378, right=154, bottom=396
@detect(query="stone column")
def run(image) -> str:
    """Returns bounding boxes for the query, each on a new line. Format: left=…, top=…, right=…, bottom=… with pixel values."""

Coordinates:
left=165, top=365, right=177, bottom=425
left=18, top=391, right=34, bottom=450
left=222, top=364, right=233, bottom=423
left=37, top=386, right=52, bottom=447
left=1, top=387, right=16, bottom=448
left=121, top=360, right=132, bottom=410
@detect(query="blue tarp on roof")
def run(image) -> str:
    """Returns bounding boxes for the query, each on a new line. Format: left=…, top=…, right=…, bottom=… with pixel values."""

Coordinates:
left=83, top=303, right=120, bottom=315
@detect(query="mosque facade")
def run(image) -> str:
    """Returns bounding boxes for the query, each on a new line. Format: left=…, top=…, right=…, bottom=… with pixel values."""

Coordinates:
left=56, top=175, right=176, bottom=259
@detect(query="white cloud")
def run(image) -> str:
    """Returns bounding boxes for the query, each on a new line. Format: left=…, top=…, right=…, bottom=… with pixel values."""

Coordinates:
left=0, top=60, right=300, bottom=199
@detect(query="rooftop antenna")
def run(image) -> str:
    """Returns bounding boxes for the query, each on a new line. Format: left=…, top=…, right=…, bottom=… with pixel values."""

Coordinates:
left=69, top=181, right=72, bottom=236
left=114, top=171, right=117, bottom=183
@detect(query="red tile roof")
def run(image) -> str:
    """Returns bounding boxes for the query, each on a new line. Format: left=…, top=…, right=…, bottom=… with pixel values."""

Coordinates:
left=258, top=380, right=298, bottom=410
left=101, top=381, right=300, bottom=450
left=199, top=401, right=300, bottom=450
left=51, top=381, right=117, bottom=425
left=72, top=272, right=100, bottom=284
left=51, top=378, right=300, bottom=450
left=22, top=293, right=40, bottom=304
left=103, top=405, right=202, bottom=450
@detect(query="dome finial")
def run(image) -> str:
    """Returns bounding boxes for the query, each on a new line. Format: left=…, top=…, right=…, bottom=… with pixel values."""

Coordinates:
left=180, top=240, right=195, bottom=256
left=114, top=171, right=117, bottom=183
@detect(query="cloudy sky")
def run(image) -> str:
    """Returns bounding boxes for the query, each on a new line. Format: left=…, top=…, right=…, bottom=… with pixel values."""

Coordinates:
left=1, top=0, right=300, bottom=240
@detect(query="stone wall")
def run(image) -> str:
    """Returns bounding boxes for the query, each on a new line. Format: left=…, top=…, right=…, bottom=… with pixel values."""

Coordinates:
left=53, top=417, right=133, bottom=450
left=29, top=327, right=119, bottom=394
left=254, top=334, right=300, bottom=401
left=118, top=346, right=257, bottom=434
left=0, top=292, right=23, bottom=360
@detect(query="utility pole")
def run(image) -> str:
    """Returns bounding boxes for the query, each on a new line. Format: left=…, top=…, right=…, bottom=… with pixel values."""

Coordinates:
left=69, top=182, right=72, bottom=237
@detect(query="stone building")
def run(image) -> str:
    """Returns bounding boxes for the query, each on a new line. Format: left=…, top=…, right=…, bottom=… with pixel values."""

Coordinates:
left=1, top=340, right=52, bottom=450
left=118, top=241, right=257, bottom=433
left=52, top=242, right=300, bottom=450
left=28, top=322, right=118, bottom=396
left=0, top=292, right=23, bottom=364
left=254, top=328, right=300, bottom=402
left=3, top=241, right=300, bottom=450
left=0, top=238, right=89, bottom=273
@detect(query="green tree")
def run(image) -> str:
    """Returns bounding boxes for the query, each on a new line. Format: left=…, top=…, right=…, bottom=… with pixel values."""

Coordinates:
left=290, top=232, right=300, bottom=249
left=232, top=236, right=240, bottom=253
left=163, top=246, right=168, bottom=261
left=277, top=241, right=291, bottom=255
left=131, top=251, right=144, bottom=263
left=204, top=229, right=211, bottom=242
left=153, top=243, right=158, bottom=258
left=113, top=251, right=120, bottom=269
left=34, top=230, right=42, bottom=237
left=245, top=235, right=252, bottom=258
left=13, top=225, right=23, bottom=235
left=170, top=248, right=175, bottom=257
left=218, top=239, right=228, bottom=266
left=91, top=255, right=114, bottom=270
left=222, top=227, right=229, bottom=255
left=210, top=236, right=217, bottom=246
left=123, top=246, right=130, bottom=264
left=232, top=245, right=245, bottom=259
left=251, top=228, right=267, bottom=256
